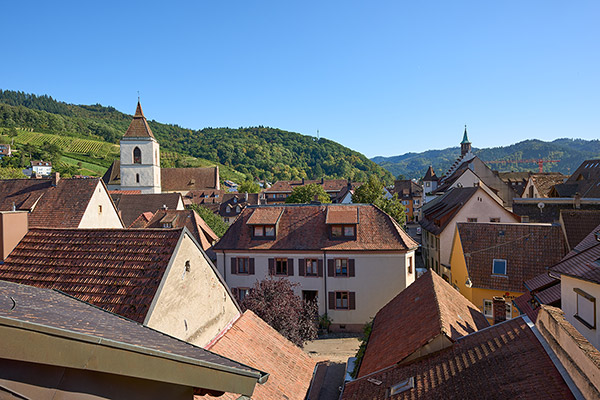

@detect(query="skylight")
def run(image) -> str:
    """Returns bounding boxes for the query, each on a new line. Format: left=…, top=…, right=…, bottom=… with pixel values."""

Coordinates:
left=389, top=377, right=414, bottom=396
left=492, top=259, right=507, bottom=275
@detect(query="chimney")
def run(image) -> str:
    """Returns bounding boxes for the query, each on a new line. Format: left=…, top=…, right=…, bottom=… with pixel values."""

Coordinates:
left=244, top=192, right=248, bottom=202
left=52, top=172, right=60, bottom=187
left=0, top=211, right=29, bottom=261
left=574, top=192, right=581, bottom=209
left=493, top=296, right=507, bottom=325
left=302, top=178, right=305, bottom=185
left=162, top=204, right=168, bottom=210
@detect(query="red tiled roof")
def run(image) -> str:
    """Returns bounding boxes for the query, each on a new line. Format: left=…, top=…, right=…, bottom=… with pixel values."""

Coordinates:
left=535, top=282, right=561, bottom=305
left=0, top=228, right=183, bottom=323
left=358, top=270, right=489, bottom=377
left=551, top=233, right=600, bottom=285
left=524, top=272, right=558, bottom=292
left=265, top=179, right=359, bottom=193
left=457, top=223, right=567, bottom=292
left=0, top=178, right=104, bottom=228
left=111, top=192, right=183, bottom=227
left=199, top=310, right=318, bottom=400
left=161, top=167, right=219, bottom=191
left=530, top=173, right=566, bottom=198
left=560, top=210, right=600, bottom=251
left=219, top=193, right=261, bottom=217
left=215, top=204, right=417, bottom=252
left=109, top=190, right=141, bottom=195
left=123, top=101, right=156, bottom=139
left=325, top=208, right=358, bottom=224
left=246, top=207, right=284, bottom=225
left=513, top=291, right=540, bottom=322
left=342, top=317, right=576, bottom=400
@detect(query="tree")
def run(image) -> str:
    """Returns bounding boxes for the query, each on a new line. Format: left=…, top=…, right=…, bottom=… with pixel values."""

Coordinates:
left=241, top=277, right=318, bottom=347
left=238, top=180, right=260, bottom=193
left=0, top=166, right=24, bottom=179
left=352, top=175, right=406, bottom=226
left=187, top=204, right=229, bottom=237
left=285, top=183, right=331, bottom=204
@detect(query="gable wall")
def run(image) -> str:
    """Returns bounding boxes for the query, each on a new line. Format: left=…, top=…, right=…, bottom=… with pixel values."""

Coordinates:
left=560, top=275, right=600, bottom=350
left=78, top=181, right=124, bottom=228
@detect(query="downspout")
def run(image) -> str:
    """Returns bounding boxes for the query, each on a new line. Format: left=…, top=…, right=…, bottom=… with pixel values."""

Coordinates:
left=222, top=250, right=226, bottom=282
left=323, top=250, right=328, bottom=321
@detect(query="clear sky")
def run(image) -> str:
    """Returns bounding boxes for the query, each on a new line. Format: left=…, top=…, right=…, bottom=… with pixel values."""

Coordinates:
left=2, top=1, right=598, bottom=158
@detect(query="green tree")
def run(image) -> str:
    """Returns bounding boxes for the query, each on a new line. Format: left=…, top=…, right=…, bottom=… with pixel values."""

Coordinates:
left=352, top=175, right=406, bottom=225
left=238, top=180, right=260, bottom=193
left=8, top=127, right=18, bottom=137
left=187, top=204, right=229, bottom=237
left=0, top=166, right=24, bottom=179
left=285, top=183, right=331, bottom=204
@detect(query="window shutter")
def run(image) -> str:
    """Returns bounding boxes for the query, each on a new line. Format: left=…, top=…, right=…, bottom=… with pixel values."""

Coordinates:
left=231, top=257, right=237, bottom=275
left=349, top=292, right=356, bottom=310
left=349, top=259, right=355, bottom=277
left=298, top=259, right=305, bottom=276
left=232, top=288, right=239, bottom=300
left=249, top=258, right=255, bottom=275
left=328, top=292, right=335, bottom=310
left=288, top=258, right=294, bottom=276
left=328, top=259, right=334, bottom=277
left=318, top=259, right=324, bottom=277
left=268, top=258, right=275, bottom=275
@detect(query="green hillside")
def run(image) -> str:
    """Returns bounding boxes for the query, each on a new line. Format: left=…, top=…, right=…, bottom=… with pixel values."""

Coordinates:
left=372, top=139, right=600, bottom=180
left=0, top=89, right=393, bottom=184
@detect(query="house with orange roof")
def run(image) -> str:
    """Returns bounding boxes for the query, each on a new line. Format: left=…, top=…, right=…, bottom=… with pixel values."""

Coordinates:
left=214, top=203, right=418, bottom=332
left=263, top=178, right=361, bottom=204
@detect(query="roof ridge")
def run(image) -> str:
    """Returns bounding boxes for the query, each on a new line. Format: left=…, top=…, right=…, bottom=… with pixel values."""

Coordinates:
left=429, top=272, right=447, bottom=338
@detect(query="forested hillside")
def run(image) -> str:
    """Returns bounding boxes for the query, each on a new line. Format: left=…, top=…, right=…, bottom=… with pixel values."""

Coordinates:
left=372, top=139, right=600, bottom=180
left=0, top=90, right=393, bottom=183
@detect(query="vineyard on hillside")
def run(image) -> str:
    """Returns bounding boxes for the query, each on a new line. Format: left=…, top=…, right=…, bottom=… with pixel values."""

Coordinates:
left=13, top=131, right=119, bottom=157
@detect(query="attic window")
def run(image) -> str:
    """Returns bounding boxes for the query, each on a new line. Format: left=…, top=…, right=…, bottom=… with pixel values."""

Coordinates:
left=163, top=222, right=173, bottom=228
left=332, top=225, right=355, bottom=238
left=492, top=259, right=507, bottom=275
left=389, top=377, right=414, bottom=396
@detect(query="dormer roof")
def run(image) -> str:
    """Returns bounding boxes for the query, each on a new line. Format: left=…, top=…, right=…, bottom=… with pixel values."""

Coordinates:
left=123, top=101, right=156, bottom=139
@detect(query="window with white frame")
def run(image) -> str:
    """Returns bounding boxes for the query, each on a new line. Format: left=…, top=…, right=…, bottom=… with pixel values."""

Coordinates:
left=505, top=302, right=513, bottom=320
left=492, top=259, right=507, bottom=275
left=483, top=299, right=493, bottom=318
left=574, top=288, right=596, bottom=329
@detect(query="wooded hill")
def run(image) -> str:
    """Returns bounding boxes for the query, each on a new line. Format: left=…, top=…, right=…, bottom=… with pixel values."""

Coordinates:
left=372, top=138, right=600, bottom=180
left=0, top=90, right=393, bottom=183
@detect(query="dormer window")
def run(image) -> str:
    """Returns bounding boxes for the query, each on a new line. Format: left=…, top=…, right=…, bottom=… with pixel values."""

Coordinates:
left=331, top=224, right=356, bottom=238
left=254, top=225, right=275, bottom=237
left=236, top=205, right=241, bottom=213
left=163, top=222, right=173, bottom=228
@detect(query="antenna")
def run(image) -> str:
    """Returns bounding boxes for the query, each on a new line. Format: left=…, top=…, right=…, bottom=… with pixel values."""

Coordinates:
left=137, top=91, right=140, bottom=102
left=317, top=129, right=320, bottom=140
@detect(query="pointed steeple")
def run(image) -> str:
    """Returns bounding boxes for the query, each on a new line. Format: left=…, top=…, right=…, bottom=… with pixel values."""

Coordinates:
left=460, top=125, right=472, bottom=156
left=123, top=101, right=155, bottom=139
left=461, top=125, right=470, bottom=144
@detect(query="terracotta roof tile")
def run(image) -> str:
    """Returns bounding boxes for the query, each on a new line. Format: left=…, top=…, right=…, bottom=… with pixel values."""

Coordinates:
left=457, top=223, right=567, bottom=292
left=161, top=167, right=219, bottom=191
left=524, top=272, right=558, bottom=292
left=215, top=204, right=417, bottom=252
left=0, top=178, right=104, bottom=228
left=123, top=101, right=155, bottom=139
left=111, top=192, right=182, bottom=227
left=423, top=166, right=438, bottom=181
left=198, top=310, right=317, bottom=400
left=265, top=179, right=359, bottom=193
left=325, top=208, right=358, bottom=224
left=0, top=228, right=183, bottom=323
left=218, top=193, right=261, bottom=217
left=343, top=317, right=576, bottom=400
left=246, top=208, right=284, bottom=225
left=560, top=210, right=600, bottom=251
left=513, top=291, right=540, bottom=321
left=358, top=270, right=489, bottom=377
left=530, top=173, right=566, bottom=197
left=551, top=226, right=600, bottom=285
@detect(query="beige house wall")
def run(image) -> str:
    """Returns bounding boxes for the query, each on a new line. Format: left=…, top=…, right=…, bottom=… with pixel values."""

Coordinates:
left=446, top=170, right=504, bottom=206
left=0, top=211, right=29, bottom=260
left=146, top=233, right=240, bottom=347
left=78, top=181, right=124, bottom=228
left=560, top=275, right=600, bottom=350
left=216, top=250, right=415, bottom=329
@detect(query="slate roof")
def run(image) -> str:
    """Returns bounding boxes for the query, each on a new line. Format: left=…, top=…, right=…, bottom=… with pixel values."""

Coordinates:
left=0, top=228, right=184, bottom=323
left=0, top=280, right=260, bottom=377
left=358, top=270, right=489, bottom=377
left=552, top=159, right=600, bottom=198
left=419, top=187, right=479, bottom=235
left=135, top=209, right=218, bottom=251
left=392, top=180, right=423, bottom=199
left=123, top=101, right=156, bottom=139
left=111, top=192, right=183, bottom=227
left=0, top=177, right=106, bottom=228
left=551, top=221, right=600, bottom=285
left=456, top=223, right=567, bottom=292
left=214, top=204, right=417, bottom=252
left=559, top=210, right=600, bottom=251
left=342, top=317, right=575, bottom=400
left=161, top=167, right=219, bottom=191
left=199, top=310, right=317, bottom=400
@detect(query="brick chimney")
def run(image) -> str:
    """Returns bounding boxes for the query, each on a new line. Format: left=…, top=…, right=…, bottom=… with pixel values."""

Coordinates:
left=52, top=172, right=60, bottom=187
left=574, top=192, right=581, bottom=209
left=493, top=296, right=507, bottom=325
left=0, top=211, right=28, bottom=261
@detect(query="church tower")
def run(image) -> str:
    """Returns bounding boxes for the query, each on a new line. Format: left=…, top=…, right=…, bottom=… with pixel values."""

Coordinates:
left=460, top=125, right=472, bottom=157
left=119, top=101, right=161, bottom=194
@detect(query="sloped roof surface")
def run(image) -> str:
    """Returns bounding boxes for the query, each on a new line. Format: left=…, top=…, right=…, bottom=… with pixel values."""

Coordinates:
left=423, top=165, right=438, bottom=181
left=0, top=228, right=183, bottom=323
left=265, top=179, right=359, bottom=193
left=393, top=180, right=422, bottom=199
left=419, top=187, right=479, bottom=235
left=199, top=310, right=317, bottom=400
left=358, top=270, right=489, bottom=377
left=553, top=159, right=600, bottom=198
left=551, top=221, right=600, bottom=285
left=214, top=204, right=417, bottom=251
left=560, top=210, right=600, bottom=251
left=326, top=208, right=358, bottom=224
left=0, top=280, right=258, bottom=375
left=343, top=317, right=575, bottom=400
left=531, top=173, right=566, bottom=197
left=111, top=192, right=182, bottom=227
left=123, top=101, right=156, bottom=139
left=219, top=193, right=261, bottom=217
left=161, top=167, right=219, bottom=191
left=0, top=178, right=101, bottom=228
left=102, top=159, right=121, bottom=185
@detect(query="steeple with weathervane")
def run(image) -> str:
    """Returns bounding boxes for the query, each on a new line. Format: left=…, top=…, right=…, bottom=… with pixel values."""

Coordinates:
left=460, top=125, right=472, bottom=157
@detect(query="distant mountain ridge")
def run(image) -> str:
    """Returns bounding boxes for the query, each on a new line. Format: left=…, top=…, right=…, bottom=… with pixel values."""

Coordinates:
left=372, top=138, right=600, bottom=180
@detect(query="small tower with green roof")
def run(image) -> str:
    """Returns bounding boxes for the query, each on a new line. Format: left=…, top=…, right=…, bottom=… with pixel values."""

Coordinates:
left=460, top=125, right=472, bottom=157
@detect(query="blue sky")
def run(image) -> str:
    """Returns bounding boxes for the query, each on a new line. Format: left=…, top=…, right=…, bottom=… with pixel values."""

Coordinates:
left=2, top=1, right=598, bottom=157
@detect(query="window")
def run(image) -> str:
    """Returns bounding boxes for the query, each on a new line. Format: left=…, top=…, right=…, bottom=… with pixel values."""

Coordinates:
left=521, top=215, right=530, bottom=223
left=408, top=257, right=413, bottom=274
left=254, top=226, right=264, bottom=237
left=426, top=182, right=430, bottom=187
left=305, top=259, right=318, bottom=276
left=237, top=257, right=249, bottom=274
left=336, top=292, right=349, bottom=309
left=335, top=259, right=348, bottom=276
left=162, top=222, right=173, bottom=228
left=136, top=173, right=140, bottom=183
left=467, top=218, right=478, bottom=222
left=98, top=205, right=103, bottom=214
left=238, top=288, right=250, bottom=302
left=332, top=224, right=356, bottom=238
left=483, top=299, right=493, bottom=318
left=236, top=205, right=241, bottom=213
left=344, top=225, right=355, bottom=236
left=253, top=225, right=275, bottom=238
left=390, top=377, right=415, bottom=395
left=492, top=259, right=507, bottom=275
left=505, top=302, right=513, bottom=320
left=276, top=258, right=288, bottom=275
left=226, top=205, right=231, bottom=212
left=303, top=290, right=318, bottom=303
left=265, top=226, right=275, bottom=236
left=133, top=147, right=141, bottom=164
left=490, top=217, right=500, bottom=222
left=574, top=288, right=596, bottom=329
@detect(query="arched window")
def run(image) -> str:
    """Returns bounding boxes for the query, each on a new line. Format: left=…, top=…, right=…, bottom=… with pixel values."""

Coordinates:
left=133, top=147, right=141, bottom=164
left=136, top=173, right=140, bottom=183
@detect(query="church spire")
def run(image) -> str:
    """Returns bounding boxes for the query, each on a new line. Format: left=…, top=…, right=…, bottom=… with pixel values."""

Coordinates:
left=460, top=125, right=472, bottom=156
left=461, top=125, right=470, bottom=144
left=123, top=100, right=155, bottom=139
